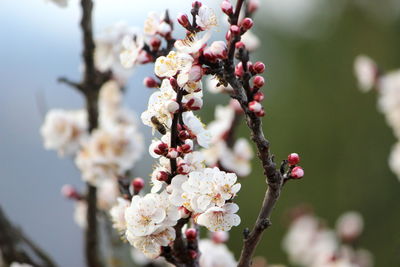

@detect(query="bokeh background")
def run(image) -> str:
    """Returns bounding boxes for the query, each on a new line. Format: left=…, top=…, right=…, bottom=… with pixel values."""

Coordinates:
left=1, top=0, right=400, bottom=266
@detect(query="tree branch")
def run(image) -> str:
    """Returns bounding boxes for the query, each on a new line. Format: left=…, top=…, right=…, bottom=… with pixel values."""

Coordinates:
left=220, top=1, right=285, bottom=266
left=0, top=206, right=57, bottom=267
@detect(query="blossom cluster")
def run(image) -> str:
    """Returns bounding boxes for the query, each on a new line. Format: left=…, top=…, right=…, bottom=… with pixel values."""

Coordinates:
left=41, top=80, right=144, bottom=222
left=283, top=211, right=372, bottom=267
left=104, top=1, right=252, bottom=260
left=354, top=55, right=400, bottom=182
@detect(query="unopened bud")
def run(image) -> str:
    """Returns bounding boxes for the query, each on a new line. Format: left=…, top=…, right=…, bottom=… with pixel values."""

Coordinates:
left=221, top=0, right=233, bottom=15
left=154, top=142, right=169, bottom=155
left=143, top=77, right=159, bottom=88
left=253, top=76, right=265, bottom=88
left=287, top=153, right=300, bottom=165
left=240, top=18, right=254, bottom=31
left=235, top=62, right=244, bottom=77
left=253, top=91, right=264, bottom=102
left=192, top=1, right=202, bottom=8
left=291, top=166, right=304, bottom=179
left=230, top=25, right=240, bottom=35
left=177, top=13, right=190, bottom=28
left=185, top=97, right=203, bottom=110
left=177, top=163, right=190, bottom=175
left=185, top=228, right=198, bottom=240
left=255, top=109, right=265, bottom=117
left=132, top=177, right=145, bottom=193
left=248, top=100, right=262, bottom=113
left=179, top=206, right=191, bottom=218
left=235, top=41, right=246, bottom=50
left=150, top=37, right=161, bottom=50
left=166, top=100, right=180, bottom=113
left=253, top=61, right=265, bottom=74
left=61, top=184, right=80, bottom=200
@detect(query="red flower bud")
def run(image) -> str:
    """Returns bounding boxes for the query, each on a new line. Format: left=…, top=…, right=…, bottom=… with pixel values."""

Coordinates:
left=230, top=25, right=240, bottom=35
left=221, top=0, right=233, bottom=15
left=177, top=163, right=190, bottom=175
left=291, top=166, right=304, bottom=179
left=235, top=41, right=246, bottom=50
left=241, top=18, right=254, bottom=31
left=185, top=228, right=198, bottom=240
left=150, top=37, right=161, bottom=50
left=143, top=77, right=159, bottom=88
left=248, top=100, right=262, bottom=113
left=288, top=153, right=300, bottom=165
left=192, top=1, right=202, bottom=8
left=255, top=109, right=265, bottom=117
left=253, top=91, right=264, bottom=102
left=253, top=76, right=265, bottom=88
left=154, top=142, right=169, bottom=155
left=132, top=178, right=145, bottom=193
left=189, top=250, right=198, bottom=259
left=61, top=184, right=80, bottom=200
left=235, top=62, right=244, bottom=77
left=253, top=61, right=265, bottom=74
left=177, top=13, right=190, bottom=28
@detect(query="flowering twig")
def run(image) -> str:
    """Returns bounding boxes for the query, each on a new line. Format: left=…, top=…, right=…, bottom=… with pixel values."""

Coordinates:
left=0, top=207, right=57, bottom=267
left=218, top=1, right=292, bottom=266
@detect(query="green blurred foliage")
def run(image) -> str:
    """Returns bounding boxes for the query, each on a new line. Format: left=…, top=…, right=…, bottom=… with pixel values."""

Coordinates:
left=204, top=4, right=400, bottom=266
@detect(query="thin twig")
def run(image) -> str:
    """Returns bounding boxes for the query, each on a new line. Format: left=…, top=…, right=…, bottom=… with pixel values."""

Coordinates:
left=220, top=1, right=285, bottom=266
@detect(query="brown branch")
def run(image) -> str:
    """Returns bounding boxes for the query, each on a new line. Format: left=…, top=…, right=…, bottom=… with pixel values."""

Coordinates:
left=0, top=206, right=57, bottom=267
left=220, top=1, right=285, bottom=267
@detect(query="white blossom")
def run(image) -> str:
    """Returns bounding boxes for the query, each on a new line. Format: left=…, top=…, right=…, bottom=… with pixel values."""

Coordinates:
left=41, top=109, right=88, bottom=156
left=336, top=211, right=364, bottom=241
left=154, top=51, right=193, bottom=78
left=219, top=139, right=254, bottom=177
left=196, top=5, right=218, bottom=30
left=110, top=197, right=130, bottom=233
left=10, top=263, right=34, bottom=267
left=175, top=33, right=211, bottom=55
left=207, top=105, right=235, bottom=142
left=96, top=22, right=139, bottom=84
left=126, top=226, right=175, bottom=259
left=183, top=112, right=211, bottom=148
left=197, top=203, right=241, bottom=232
left=120, top=34, right=145, bottom=69
left=198, top=239, right=236, bottom=267
left=144, top=12, right=171, bottom=36
left=47, top=0, right=67, bottom=7
left=354, top=55, right=378, bottom=92
left=241, top=30, right=260, bottom=52
left=75, top=125, right=143, bottom=185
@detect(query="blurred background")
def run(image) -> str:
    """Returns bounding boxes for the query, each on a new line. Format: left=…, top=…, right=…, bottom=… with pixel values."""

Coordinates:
left=1, top=0, right=400, bottom=266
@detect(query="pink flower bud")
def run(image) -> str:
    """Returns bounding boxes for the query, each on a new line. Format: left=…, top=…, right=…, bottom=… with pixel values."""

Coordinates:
left=235, top=62, right=244, bottom=77
left=241, top=18, right=254, bottom=31
left=253, top=91, right=264, bottom=102
left=61, top=184, right=80, bottom=200
left=177, top=13, right=190, bottom=28
left=158, top=21, right=172, bottom=36
left=221, top=0, right=233, bottom=15
left=132, top=177, right=145, bottom=193
left=177, top=163, right=190, bottom=175
left=255, top=109, right=265, bottom=117
left=291, top=166, right=304, bottom=179
left=192, top=1, right=202, bottom=8
left=167, top=148, right=179, bottom=159
left=225, top=30, right=232, bottom=41
left=179, top=206, right=191, bottom=218
left=166, top=100, right=180, bottom=113
left=143, top=77, right=159, bottom=88
left=185, top=228, right=198, bottom=240
left=212, top=231, right=229, bottom=243
left=169, top=77, right=178, bottom=88
left=248, top=0, right=260, bottom=13
left=253, top=76, right=265, bottom=88
left=288, top=153, right=300, bottom=165
left=253, top=61, right=265, bottom=74
left=248, top=100, right=262, bottom=113
left=235, top=41, right=246, bottom=50
left=150, top=37, right=161, bottom=50
left=230, top=25, right=240, bottom=35
left=156, top=171, right=170, bottom=182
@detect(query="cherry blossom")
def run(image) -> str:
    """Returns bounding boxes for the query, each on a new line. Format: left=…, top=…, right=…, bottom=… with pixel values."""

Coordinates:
left=196, top=203, right=241, bottom=232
